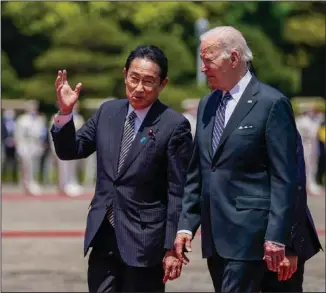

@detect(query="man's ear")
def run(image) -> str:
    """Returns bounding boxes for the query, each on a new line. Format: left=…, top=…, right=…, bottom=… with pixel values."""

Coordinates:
left=159, top=77, right=169, bottom=92
left=231, top=51, right=240, bottom=68
left=123, top=68, right=127, bottom=79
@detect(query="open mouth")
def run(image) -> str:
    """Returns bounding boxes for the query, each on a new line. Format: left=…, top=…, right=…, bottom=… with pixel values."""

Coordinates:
left=132, top=96, right=144, bottom=100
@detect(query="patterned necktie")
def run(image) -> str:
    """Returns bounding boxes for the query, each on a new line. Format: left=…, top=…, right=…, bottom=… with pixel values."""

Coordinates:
left=107, top=111, right=137, bottom=227
left=117, top=111, right=137, bottom=174
left=212, top=92, right=232, bottom=154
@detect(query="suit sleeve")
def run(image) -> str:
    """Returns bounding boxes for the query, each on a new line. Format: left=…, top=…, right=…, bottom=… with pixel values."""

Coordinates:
left=50, top=106, right=102, bottom=160
left=177, top=100, right=203, bottom=236
left=264, top=97, right=298, bottom=245
left=164, top=119, right=193, bottom=249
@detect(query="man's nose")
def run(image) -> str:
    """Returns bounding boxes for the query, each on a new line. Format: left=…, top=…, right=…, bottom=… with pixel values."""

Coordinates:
left=201, top=63, right=207, bottom=72
left=135, top=81, right=145, bottom=92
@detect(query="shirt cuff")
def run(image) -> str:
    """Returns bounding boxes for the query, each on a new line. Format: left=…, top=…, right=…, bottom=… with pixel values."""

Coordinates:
left=266, top=240, right=285, bottom=247
left=53, top=113, right=73, bottom=131
left=177, top=230, right=193, bottom=237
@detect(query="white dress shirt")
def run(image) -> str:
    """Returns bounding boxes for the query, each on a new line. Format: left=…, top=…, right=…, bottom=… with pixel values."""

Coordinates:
left=178, top=71, right=285, bottom=247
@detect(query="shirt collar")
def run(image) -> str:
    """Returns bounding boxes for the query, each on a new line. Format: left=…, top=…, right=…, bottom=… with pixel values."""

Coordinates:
left=223, top=70, right=252, bottom=103
left=127, top=103, right=153, bottom=123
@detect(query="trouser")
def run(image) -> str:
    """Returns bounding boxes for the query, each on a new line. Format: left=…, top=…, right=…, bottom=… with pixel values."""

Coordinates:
left=88, top=219, right=165, bottom=292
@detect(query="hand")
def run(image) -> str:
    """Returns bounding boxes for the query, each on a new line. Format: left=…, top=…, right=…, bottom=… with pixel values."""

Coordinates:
left=174, top=232, right=192, bottom=265
left=162, top=250, right=183, bottom=284
left=263, top=241, right=285, bottom=272
left=277, top=255, right=298, bottom=281
left=55, top=70, right=82, bottom=115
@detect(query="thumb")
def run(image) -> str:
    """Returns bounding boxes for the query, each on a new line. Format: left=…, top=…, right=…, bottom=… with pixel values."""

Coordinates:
left=185, top=237, right=192, bottom=252
left=74, top=83, right=82, bottom=96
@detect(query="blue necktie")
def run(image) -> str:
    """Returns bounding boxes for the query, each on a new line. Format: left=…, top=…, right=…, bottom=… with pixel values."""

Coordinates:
left=212, top=92, right=232, bottom=153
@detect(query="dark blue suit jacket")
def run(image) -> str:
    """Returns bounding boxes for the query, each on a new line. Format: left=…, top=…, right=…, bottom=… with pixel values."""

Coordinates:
left=288, top=133, right=322, bottom=261
left=51, top=99, right=192, bottom=267
left=178, top=76, right=298, bottom=261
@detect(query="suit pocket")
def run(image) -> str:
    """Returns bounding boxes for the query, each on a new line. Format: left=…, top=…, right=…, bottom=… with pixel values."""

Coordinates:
left=234, top=129, right=257, bottom=136
left=139, top=207, right=166, bottom=223
left=235, top=196, right=270, bottom=211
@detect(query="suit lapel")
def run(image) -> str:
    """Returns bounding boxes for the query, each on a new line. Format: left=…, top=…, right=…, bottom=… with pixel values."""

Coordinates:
left=212, top=77, right=260, bottom=163
left=116, top=100, right=161, bottom=178
left=110, top=101, right=129, bottom=177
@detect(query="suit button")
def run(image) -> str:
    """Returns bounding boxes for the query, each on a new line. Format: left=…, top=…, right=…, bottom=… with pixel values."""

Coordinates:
left=108, top=251, right=114, bottom=256
left=298, top=185, right=303, bottom=191
left=300, top=237, right=304, bottom=242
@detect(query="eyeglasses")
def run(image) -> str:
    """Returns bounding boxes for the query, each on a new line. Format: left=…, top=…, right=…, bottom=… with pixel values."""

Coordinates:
left=126, top=75, right=158, bottom=91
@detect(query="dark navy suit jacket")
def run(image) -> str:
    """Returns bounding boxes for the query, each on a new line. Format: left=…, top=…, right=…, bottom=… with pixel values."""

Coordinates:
left=288, top=133, right=322, bottom=261
left=51, top=99, right=192, bottom=267
left=178, top=76, right=299, bottom=261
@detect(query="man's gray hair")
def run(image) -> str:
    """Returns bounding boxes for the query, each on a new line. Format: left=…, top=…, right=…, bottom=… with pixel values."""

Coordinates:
left=200, top=26, right=253, bottom=63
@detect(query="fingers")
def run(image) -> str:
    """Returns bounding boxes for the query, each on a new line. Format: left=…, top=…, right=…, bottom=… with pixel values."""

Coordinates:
left=55, top=70, right=62, bottom=89
left=62, top=69, right=68, bottom=84
left=185, top=238, right=192, bottom=252
left=263, top=251, right=274, bottom=271
left=174, top=234, right=192, bottom=264
left=277, top=264, right=285, bottom=281
left=56, top=84, right=64, bottom=95
left=74, top=83, right=82, bottom=96
left=169, top=262, right=182, bottom=281
left=163, top=260, right=182, bottom=283
left=162, top=265, right=171, bottom=284
left=271, top=251, right=282, bottom=271
left=264, top=242, right=285, bottom=272
left=277, top=260, right=296, bottom=281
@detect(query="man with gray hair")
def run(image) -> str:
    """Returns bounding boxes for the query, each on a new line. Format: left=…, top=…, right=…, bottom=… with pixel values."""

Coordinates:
left=174, top=26, right=298, bottom=292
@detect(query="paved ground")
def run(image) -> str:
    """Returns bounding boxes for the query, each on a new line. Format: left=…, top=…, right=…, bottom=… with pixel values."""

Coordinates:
left=2, top=185, right=325, bottom=292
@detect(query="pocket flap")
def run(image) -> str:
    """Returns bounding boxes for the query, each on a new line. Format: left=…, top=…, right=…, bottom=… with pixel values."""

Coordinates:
left=235, top=197, right=270, bottom=210
left=139, top=208, right=166, bottom=223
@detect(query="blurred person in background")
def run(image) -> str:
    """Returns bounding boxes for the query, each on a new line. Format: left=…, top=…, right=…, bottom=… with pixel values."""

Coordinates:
left=2, top=113, right=9, bottom=166
left=50, top=45, right=192, bottom=292
left=50, top=102, right=85, bottom=197
left=2, top=109, right=18, bottom=183
left=15, top=100, right=46, bottom=196
left=296, top=103, right=323, bottom=195
left=39, top=118, right=53, bottom=185
left=175, top=26, right=298, bottom=292
left=181, top=99, right=199, bottom=138
left=260, top=132, right=323, bottom=292
left=316, top=118, right=325, bottom=186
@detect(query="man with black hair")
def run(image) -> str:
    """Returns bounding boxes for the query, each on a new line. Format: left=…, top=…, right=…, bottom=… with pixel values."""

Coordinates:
left=50, top=45, right=192, bottom=292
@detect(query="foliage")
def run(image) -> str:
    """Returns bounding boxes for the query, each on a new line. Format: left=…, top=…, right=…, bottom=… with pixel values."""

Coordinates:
left=2, top=1, right=325, bottom=112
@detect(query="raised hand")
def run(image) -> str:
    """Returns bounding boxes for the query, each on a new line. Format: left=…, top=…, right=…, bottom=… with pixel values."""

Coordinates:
left=55, top=70, right=82, bottom=115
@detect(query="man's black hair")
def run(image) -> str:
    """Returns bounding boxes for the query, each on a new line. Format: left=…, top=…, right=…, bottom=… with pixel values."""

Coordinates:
left=125, top=45, right=168, bottom=82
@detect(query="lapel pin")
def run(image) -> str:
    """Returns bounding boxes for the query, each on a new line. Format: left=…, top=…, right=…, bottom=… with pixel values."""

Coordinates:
left=140, top=137, right=146, bottom=144
left=247, top=100, right=252, bottom=103
left=148, top=129, right=155, bottom=139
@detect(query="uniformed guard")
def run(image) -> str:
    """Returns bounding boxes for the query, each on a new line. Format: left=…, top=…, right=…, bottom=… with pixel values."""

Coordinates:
left=15, top=100, right=46, bottom=196
left=50, top=102, right=85, bottom=196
